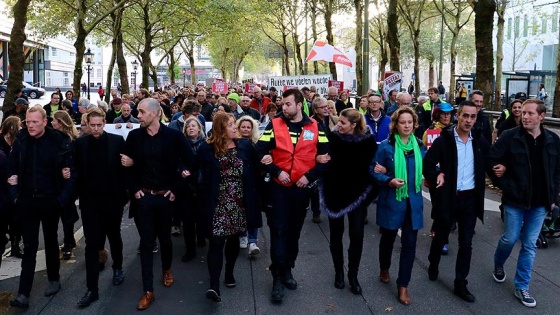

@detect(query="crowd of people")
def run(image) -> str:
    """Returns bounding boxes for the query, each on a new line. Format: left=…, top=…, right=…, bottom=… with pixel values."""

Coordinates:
left=0, top=82, right=559, bottom=311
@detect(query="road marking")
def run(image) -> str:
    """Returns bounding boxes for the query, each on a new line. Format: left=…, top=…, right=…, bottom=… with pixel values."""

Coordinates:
left=0, top=226, right=84, bottom=281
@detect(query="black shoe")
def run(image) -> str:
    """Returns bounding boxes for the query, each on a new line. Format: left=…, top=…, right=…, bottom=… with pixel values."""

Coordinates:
left=206, top=289, right=221, bottom=302
left=10, top=294, right=29, bottom=308
left=283, top=270, right=297, bottom=290
left=454, top=280, right=475, bottom=302
left=44, top=281, right=61, bottom=297
left=61, top=246, right=72, bottom=260
left=271, top=280, right=285, bottom=303
left=152, top=242, right=159, bottom=253
left=181, top=252, right=196, bottom=262
left=428, top=264, right=439, bottom=281
left=113, top=269, right=125, bottom=286
left=77, top=291, right=99, bottom=308
left=224, top=273, right=236, bottom=288
left=348, top=276, right=362, bottom=295
left=334, top=272, right=345, bottom=289
left=10, top=246, right=23, bottom=258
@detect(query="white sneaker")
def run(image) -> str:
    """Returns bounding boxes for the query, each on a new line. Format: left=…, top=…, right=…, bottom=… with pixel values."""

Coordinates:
left=248, top=243, right=260, bottom=256
left=239, top=236, right=248, bottom=249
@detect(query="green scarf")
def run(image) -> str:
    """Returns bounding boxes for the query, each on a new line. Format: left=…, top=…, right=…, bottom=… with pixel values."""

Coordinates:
left=394, top=134, right=422, bottom=201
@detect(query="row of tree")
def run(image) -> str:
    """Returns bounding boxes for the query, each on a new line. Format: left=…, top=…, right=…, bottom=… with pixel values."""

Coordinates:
left=3, top=0, right=560, bottom=115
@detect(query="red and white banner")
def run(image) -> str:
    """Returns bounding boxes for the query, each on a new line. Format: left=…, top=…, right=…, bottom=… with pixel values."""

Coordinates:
left=245, top=83, right=261, bottom=93
left=383, top=71, right=403, bottom=100
left=424, top=128, right=442, bottom=149
left=212, top=81, right=228, bottom=94
left=328, top=80, right=344, bottom=92
left=306, top=41, right=353, bottom=67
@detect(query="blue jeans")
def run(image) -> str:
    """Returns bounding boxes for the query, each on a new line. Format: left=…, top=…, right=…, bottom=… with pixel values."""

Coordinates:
left=244, top=228, right=258, bottom=244
left=494, top=204, right=547, bottom=290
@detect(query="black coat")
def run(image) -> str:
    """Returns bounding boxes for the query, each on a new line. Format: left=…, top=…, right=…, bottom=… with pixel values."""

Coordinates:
left=423, top=126, right=494, bottom=224
left=124, top=124, right=195, bottom=218
left=74, top=132, right=128, bottom=207
left=196, top=139, right=263, bottom=238
left=8, top=127, right=75, bottom=206
left=489, top=126, right=560, bottom=209
left=319, top=129, right=378, bottom=218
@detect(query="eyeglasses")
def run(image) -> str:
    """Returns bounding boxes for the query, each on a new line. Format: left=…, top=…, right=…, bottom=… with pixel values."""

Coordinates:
left=400, top=102, right=412, bottom=106
left=316, top=106, right=328, bottom=109
left=369, top=100, right=381, bottom=104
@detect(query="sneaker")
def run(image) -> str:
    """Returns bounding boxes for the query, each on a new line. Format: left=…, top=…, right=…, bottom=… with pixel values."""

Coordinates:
left=442, top=244, right=449, bottom=255
left=493, top=265, right=506, bottom=283
left=239, top=236, right=248, bottom=249
left=171, top=226, right=181, bottom=236
left=515, top=289, right=536, bottom=307
left=61, top=245, right=73, bottom=260
left=248, top=243, right=260, bottom=256
left=152, top=242, right=159, bottom=253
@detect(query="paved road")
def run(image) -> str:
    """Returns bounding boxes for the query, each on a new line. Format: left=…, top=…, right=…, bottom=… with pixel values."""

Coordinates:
left=1, top=187, right=560, bottom=314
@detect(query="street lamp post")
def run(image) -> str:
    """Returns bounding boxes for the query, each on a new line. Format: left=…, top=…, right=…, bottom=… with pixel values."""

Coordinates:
left=183, top=69, right=186, bottom=87
left=84, top=48, right=94, bottom=100
left=131, top=60, right=138, bottom=91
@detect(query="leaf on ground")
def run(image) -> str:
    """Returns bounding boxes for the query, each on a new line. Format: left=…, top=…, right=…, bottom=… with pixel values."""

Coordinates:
left=385, top=306, right=394, bottom=312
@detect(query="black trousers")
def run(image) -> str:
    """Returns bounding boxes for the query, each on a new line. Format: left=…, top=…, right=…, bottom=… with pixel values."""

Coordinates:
left=429, top=193, right=477, bottom=282
left=179, top=192, right=197, bottom=256
left=266, top=183, right=310, bottom=273
left=17, top=196, right=60, bottom=297
left=81, top=202, right=124, bottom=293
left=207, top=235, right=240, bottom=290
left=329, top=204, right=367, bottom=275
left=0, top=209, right=9, bottom=268
left=133, top=194, right=173, bottom=292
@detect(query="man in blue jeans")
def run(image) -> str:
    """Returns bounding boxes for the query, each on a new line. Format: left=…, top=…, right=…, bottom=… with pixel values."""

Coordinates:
left=489, top=99, right=560, bottom=308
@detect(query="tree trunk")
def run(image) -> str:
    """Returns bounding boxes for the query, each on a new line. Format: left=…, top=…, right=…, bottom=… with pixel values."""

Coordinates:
left=311, top=0, right=319, bottom=74
left=429, top=60, right=435, bottom=88
left=324, top=2, right=337, bottom=80
left=293, top=33, right=304, bottom=75
left=387, top=0, right=400, bottom=71
left=115, top=31, right=129, bottom=95
left=495, top=0, right=507, bottom=111
left=449, top=37, right=457, bottom=104
left=188, top=50, right=196, bottom=85
left=413, top=32, right=420, bottom=96
left=282, top=34, right=290, bottom=76
left=141, top=3, right=153, bottom=89
left=5, top=0, right=31, bottom=112
left=169, top=50, right=176, bottom=85
left=473, top=0, right=496, bottom=107
left=554, top=14, right=560, bottom=118
left=354, top=0, right=364, bottom=94
left=73, top=32, right=87, bottom=100
left=105, top=46, right=116, bottom=103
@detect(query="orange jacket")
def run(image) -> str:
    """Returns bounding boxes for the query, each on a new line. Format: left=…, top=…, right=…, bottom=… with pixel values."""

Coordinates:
left=271, top=117, right=318, bottom=186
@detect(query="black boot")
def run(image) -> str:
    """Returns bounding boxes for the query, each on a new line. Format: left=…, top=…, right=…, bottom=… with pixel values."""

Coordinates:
left=334, top=271, right=345, bottom=289
left=453, top=280, right=475, bottom=302
left=283, top=269, right=297, bottom=290
left=271, top=271, right=285, bottom=303
left=348, top=273, right=362, bottom=295
left=10, top=241, right=23, bottom=258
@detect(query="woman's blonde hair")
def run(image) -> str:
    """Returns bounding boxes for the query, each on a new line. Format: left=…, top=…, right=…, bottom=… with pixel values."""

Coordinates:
left=207, top=112, right=237, bottom=157
left=53, top=110, right=79, bottom=139
left=339, top=108, right=366, bottom=134
left=236, top=115, right=259, bottom=143
left=183, top=116, right=205, bottom=140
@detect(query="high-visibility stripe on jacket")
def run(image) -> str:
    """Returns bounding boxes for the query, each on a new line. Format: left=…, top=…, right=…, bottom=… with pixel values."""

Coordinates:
left=271, top=117, right=319, bottom=186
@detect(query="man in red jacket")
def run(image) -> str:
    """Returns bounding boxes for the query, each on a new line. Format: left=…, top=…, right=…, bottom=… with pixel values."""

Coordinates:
left=250, top=86, right=271, bottom=116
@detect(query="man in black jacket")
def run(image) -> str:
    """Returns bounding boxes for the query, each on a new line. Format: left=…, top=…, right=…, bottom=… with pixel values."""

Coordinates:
left=489, top=99, right=560, bottom=308
left=470, top=90, right=493, bottom=142
left=8, top=106, right=75, bottom=308
left=72, top=109, right=128, bottom=307
left=121, top=98, right=195, bottom=310
left=423, top=101, right=495, bottom=303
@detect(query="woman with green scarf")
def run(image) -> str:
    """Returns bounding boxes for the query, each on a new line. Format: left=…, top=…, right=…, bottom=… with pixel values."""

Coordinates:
left=370, top=107, right=426, bottom=306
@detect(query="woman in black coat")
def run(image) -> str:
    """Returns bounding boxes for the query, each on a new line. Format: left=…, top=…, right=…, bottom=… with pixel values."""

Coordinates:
left=197, top=112, right=262, bottom=302
left=318, top=109, right=378, bottom=294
